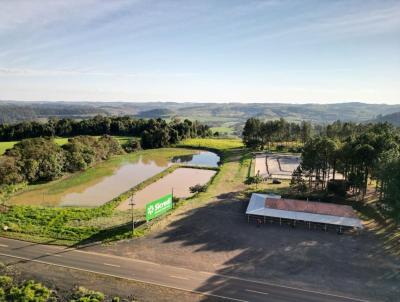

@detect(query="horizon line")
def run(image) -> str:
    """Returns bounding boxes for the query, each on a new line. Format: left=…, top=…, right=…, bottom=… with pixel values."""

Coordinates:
left=1, top=99, right=399, bottom=106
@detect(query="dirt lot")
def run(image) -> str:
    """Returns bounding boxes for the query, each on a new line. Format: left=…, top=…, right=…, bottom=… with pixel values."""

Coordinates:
left=86, top=192, right=400, bottom=302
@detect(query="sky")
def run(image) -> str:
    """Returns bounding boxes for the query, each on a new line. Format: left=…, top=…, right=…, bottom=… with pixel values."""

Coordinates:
left=0, top=0, right=399, bottom=104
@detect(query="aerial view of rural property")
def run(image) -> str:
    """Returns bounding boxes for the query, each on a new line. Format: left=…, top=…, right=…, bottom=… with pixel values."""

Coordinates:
left=0, top=1, right=399, bottom=301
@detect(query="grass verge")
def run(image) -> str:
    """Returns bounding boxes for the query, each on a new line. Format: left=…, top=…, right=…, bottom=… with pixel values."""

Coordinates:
left=0, top=149, right=204, bottom=245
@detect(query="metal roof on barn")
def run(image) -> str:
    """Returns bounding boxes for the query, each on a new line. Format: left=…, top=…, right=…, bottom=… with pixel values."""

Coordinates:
left=246, top=193, right=363, bottom=229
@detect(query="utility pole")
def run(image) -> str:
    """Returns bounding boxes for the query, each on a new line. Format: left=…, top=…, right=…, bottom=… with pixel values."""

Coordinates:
left=129, top=195, right=135, bottom=234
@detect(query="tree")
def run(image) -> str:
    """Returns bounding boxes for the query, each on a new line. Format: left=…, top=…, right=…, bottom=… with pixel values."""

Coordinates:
left=122, top=138, right=141, bottom=153
left=300, top=121, right=312, bottom=143
left=0, top=156, right=24, bottom=185
left=5, top=138, right=65, bottom=182
left=290, top=166, right=307, bottom=193
left=242, top=118, right=263, bottom=149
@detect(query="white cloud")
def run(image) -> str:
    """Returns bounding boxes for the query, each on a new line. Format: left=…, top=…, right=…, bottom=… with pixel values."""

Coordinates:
left=0, top=67, right=196, bottom=78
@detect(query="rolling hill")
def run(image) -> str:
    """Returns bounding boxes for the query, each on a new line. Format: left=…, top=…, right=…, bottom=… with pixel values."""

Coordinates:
left=1, top=101, right=400, bottom=135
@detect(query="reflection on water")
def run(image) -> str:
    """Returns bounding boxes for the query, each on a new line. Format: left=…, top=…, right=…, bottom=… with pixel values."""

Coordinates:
left=60, top=151, right=219, bottom=207
left=61, top=157, right=170, bottom=207
left=171, top=151, right=220, bottom=167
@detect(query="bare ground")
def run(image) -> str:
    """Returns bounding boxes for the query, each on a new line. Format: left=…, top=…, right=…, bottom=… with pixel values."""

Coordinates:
left=85, top=192, right=400, bottom=302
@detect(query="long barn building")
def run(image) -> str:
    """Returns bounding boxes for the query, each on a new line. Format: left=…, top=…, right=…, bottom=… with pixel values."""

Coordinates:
left=246, top=193, right=363, bottom=232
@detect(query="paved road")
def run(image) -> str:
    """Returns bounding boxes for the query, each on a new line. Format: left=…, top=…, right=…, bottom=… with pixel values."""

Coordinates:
left=0, top=237, right=369, bottom=302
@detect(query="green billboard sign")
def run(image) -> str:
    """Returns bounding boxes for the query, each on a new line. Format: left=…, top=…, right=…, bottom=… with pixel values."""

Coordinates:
left=145, top=193, right=173, bottom=221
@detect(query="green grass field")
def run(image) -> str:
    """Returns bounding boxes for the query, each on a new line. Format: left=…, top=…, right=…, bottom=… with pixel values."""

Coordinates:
left=0, top=138, right=249, bottom=245
left=178, top=138, right=244, bottom=151
left=0, top=141, right=17, bottom=155
left=0, top=148, right=199, bottom=244
left=210, top=126, right=234, bottom=135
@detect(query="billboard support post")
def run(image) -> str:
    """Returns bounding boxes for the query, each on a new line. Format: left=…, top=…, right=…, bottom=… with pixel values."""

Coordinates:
left=129, top=195, right=135, bottom=234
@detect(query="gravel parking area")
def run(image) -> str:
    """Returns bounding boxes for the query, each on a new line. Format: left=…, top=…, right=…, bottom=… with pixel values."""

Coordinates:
left=88, top=193, right=400, bottom=302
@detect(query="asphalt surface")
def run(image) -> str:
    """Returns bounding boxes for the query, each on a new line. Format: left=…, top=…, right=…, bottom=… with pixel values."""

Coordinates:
left=0, top=237, right=369, bottom=302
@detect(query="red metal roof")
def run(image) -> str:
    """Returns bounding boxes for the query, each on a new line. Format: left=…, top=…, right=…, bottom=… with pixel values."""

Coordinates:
left=265, top=198, right=358, bottom=218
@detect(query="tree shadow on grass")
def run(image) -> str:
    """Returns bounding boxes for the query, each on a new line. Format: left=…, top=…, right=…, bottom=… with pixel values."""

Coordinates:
left=72, top=220, right=147, bottom=248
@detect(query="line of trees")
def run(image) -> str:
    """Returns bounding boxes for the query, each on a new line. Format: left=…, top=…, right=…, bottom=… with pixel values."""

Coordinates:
left=0, top=136, right=124, bottom=186
left=242, top=118, right=312, bottom=149
left=0, top=117, right=212, bottom=187
left=291, top=122, right=400, bottom=221
left=242, top=117, right=400, bottom=220
left=0, top=115, right=212, bottom=146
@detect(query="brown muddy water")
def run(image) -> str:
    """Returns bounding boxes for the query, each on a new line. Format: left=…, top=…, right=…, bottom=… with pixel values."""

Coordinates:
left=61, top=151, right=219, bottom=207
left=118, top=168, right=217, bottom=210
left=60, top=158, right=169, bottom=207
left=10, top=150, right=219, bottom=207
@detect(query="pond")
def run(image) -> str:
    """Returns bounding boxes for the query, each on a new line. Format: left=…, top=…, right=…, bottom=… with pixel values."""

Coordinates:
left=60, top=158, right=168, bottom=207
left=10, top=149, right=219, bottom=207
left=118, top=168, right=217, bottom=210
left=170, top=151, right=220, bottom=167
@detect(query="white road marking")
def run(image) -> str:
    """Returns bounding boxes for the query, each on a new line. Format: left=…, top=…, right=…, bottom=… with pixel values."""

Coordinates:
left=246, top=289, right=269, bottom=295
left=0, top=252, right=246, bottom=302
left=0, top=244, right=8, bottom=247
left=169, top=275, right=189, bottom=280
left=45, top=252, right=62, bottom=257
left=103, top=263, right=121, bottom=268
left=67, top=248, right=369, bottom=302
left=0, top=238, right=371, bottom=302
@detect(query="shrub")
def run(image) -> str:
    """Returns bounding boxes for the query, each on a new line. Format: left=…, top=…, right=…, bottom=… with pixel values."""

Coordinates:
left=71, top=286, right=105, bottom=302
left=276, top=145, right=285, bottom=152
left=327, top=179, right=348, bottom=197
left=0, top=275, right=13, bottom=288
left=189, top=184, right=207, bottom=193
left=245, top=175, right=263, bottom=185
left=122, top=138, right=141, bottom=153
left=288, top=146, right=303, bottom=153
left=5, top=279, right=52, bottom=302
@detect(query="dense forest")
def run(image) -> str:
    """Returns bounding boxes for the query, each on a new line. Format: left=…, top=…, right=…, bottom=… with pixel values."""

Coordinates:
left=0, top=116, right=211, bottom=187
left=242, top=117, right=312, bottom=149
left=242, top=118, right=400, bottom=221
left=0, top=115, right=211, bottom=147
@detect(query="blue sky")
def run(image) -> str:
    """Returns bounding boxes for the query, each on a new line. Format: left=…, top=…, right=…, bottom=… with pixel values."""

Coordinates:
left=0, top=0, right=399, bottom=103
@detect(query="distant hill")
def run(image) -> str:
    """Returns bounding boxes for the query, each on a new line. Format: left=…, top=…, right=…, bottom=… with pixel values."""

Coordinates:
left=2, top=101, right=400, bottom=133
left=373, top=112, right=400, bottom=126
left=136, top=108, right=175, bottom=118
left=0, top=101, right=107, bottom=124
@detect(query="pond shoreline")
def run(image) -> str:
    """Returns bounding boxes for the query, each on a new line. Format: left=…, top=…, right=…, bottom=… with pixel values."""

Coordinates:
left=8, top=148, right=220, bottom=207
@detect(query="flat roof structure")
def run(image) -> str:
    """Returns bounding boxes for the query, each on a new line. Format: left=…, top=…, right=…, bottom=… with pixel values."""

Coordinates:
left=246, top=193, right=363, bottom=229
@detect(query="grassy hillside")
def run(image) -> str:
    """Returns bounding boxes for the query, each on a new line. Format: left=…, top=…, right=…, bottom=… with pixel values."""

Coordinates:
left=0, top=101, right=106, bottom=123
left=2, top=101, right=400, bottom=140
left=3, top=101, right=400, bottom=131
